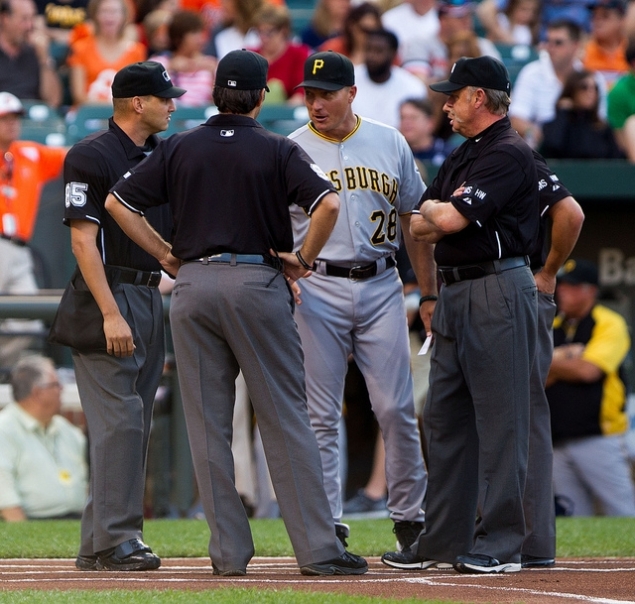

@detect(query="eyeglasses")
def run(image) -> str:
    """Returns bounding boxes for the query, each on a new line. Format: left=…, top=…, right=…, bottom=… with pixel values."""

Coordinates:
left=38, top=381, right=63, bottom=389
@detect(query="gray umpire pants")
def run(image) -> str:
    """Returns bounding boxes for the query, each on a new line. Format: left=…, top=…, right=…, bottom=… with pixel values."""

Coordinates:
left=522, top=292, right=557, bottom=558
left=74, top=284, right=164, bottom=555
left=418, top=265, right=537, bottom=565
left=169, top=262, right=344, bottom=573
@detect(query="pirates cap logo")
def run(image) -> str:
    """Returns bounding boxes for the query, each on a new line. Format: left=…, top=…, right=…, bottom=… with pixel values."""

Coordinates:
left=312, top=59, right=325, bottom=74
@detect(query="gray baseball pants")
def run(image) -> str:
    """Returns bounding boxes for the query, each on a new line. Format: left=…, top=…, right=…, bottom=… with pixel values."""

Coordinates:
left=169, top=262, right=344, bottom=572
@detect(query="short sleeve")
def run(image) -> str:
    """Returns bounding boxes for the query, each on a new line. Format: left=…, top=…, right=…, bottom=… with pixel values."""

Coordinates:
left=63, top=145, right=110, bottom=225
left=283, top=141, right=337, bottom=214
left=0, top=430, right=21, bottom=509
left=396, top=134, right=426, bottom=214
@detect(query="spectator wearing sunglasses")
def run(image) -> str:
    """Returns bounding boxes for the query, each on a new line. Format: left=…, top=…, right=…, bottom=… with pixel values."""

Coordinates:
left=541, top=69, right=624, bottom=158
left=510, top=18, right=607, bottom=148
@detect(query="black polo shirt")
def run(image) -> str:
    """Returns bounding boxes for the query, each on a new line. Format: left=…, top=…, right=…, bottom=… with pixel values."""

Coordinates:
left=111, top=114, right=336, bottom=261
left=531, top=150, right=572, bottom=270
left=63, top=117, right=170, bottom=271
left=420, top=117, right=539, bottom=267
left=0, top=45, right=40, bottom=101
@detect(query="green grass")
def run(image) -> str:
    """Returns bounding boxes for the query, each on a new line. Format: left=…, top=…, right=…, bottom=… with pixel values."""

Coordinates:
left=0, top=590, right=456, bottom=604
left=0, top=517, right=634, bottom=559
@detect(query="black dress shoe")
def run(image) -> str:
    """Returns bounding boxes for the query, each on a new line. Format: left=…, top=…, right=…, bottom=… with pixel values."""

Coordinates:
left=75, top=555, right=98, bottom=570
left=96, top=538, right=161, bottom=571
left=521, top=554, right=555, bottom=568
left=300, top=551, right=368, bottom=576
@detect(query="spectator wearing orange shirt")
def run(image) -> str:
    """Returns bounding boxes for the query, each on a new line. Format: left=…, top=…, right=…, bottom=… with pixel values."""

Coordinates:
left=67, top=0, right=146, bottom=104
left=0, top=92, right=66, bottom=369
left=583, top=0, right=629, bottom=90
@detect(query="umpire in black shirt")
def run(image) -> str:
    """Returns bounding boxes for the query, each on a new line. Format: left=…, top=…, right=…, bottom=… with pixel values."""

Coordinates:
left=382, top=56, right=539, bottom=574
left=105, top=49, right=368, bottom=577
left=61, top=61, right=185, bottom=571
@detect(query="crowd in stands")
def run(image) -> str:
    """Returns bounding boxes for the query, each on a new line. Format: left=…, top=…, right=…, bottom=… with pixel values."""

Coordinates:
left=1, top=0, right=635, bottom=522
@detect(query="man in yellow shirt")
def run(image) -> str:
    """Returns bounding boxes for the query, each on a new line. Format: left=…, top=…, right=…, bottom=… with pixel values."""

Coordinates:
left=547, top=258, right=635, bottom=516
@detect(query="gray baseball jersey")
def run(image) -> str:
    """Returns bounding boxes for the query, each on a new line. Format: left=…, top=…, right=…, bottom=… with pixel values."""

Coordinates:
left=289, top=116, right=428, bottom=524
left=289, top=117, right=425, bottom=263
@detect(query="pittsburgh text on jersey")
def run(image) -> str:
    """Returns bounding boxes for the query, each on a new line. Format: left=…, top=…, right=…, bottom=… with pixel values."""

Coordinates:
left=327, top=166, right=398, bottom=204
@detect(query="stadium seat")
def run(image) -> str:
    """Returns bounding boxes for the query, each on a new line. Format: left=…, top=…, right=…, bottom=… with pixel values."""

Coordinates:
left=257, top=105, right=309, bottom=136
left=65, top=104, right=112, bottom=144
left=286, top=0, right=315, bottom=37
left=495, top=43, right=539, bottom=86
left=20, top=102, right=67, bottom=146
left=164, top=105, right=218, bottom=136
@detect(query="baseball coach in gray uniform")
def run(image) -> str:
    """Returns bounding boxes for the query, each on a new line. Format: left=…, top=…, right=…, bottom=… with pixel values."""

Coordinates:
left=105, top=49, right=368, bottom=577
left=382, top=56, right=540, bottom=574
left=289, top=50, right=435, bottom=553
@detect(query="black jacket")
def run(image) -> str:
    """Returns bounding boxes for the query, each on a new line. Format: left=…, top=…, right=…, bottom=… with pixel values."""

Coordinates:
left=541, top=108, right=624, bottom=160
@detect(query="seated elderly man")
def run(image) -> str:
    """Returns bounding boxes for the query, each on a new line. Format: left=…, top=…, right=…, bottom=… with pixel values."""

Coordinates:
left=0, top=355, right=87, bottom=521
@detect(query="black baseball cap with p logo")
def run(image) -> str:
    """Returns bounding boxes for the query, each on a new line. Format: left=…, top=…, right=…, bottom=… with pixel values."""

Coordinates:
left=430, top=56, right=510, bottom=95
left=112, top=61, right=186, bottom=98
left=297, top=51, right=355, bottom=91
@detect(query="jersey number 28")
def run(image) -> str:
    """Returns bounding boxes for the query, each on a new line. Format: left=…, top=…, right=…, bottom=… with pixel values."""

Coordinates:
left=370, top=208, right=397, bottom=246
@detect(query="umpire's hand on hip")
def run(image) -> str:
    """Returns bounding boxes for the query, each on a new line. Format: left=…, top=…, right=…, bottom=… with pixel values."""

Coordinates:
left=104, top=313, right=135, bottom=357
left=271, top=249, right=312, bottom=284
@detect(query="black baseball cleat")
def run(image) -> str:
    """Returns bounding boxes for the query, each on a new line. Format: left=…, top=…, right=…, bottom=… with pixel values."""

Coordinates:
left=75, top=554, right=98, bottom=570
left=212, top=564, right=247, bottom=576
left=392, top=520, right=425, bottom=553
left=300, top=551, right=368, bottom=576
left=454, top=553, right=521, bottom=574
left=96, top=538, right=161, bottom=571
left=521, top=554, right=556, bottom=568
left=381, top=549, right=452, bottom=570
left=382, top=520, right=452, bottom=570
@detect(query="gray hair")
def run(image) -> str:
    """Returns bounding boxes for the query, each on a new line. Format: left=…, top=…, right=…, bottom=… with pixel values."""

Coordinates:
left=467, top=86, right=510, bottom=116
left=10, top=355, right=56, bottom=402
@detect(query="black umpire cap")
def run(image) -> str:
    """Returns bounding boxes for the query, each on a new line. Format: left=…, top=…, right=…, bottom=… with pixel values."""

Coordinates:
left=215, top=49, right=270, bottom=91
left=430, top=56, right=511, bottom=95
left=112, top=61, right=186, bottom=98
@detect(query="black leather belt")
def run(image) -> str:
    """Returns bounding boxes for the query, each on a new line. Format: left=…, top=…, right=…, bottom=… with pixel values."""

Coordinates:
left=0, top=233, right=27, bottom=247
left=194, top=253, right=282, bottom=270
left=320, top=256, right=396, bottom=280
left=438, top=256, right=529, bottom=286
left=110, top=266, right=162, bottom=288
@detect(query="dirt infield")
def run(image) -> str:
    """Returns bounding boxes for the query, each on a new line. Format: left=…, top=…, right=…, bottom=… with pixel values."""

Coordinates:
left=1, top=557, right=635, bottom=603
